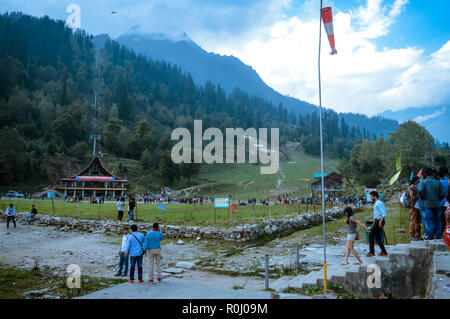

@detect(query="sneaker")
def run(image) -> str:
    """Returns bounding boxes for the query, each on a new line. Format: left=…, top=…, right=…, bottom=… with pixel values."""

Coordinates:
left=138, top=280, right=144, bottom=283
left=378, top=252, right=388, bottom=257
left=121, top=274, right=127, bottom=277
left=129, top=280, right=134, bottom=283
left=157, top=278, right=161, bottom=283
left=366, top=253, right=375, bottom=257
left=148, top=279, right=154, bottom=283
left=114, top=273, right=121, bottom=277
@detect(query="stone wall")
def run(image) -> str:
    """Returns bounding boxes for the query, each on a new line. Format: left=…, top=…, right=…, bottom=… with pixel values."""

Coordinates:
left=2, top=206, right=347, bottom=242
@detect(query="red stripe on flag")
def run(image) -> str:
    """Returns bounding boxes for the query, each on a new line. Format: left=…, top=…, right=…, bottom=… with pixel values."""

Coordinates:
left=327, top=35, right=336, bottom=49
left=321, top=7, right=333, bottom=24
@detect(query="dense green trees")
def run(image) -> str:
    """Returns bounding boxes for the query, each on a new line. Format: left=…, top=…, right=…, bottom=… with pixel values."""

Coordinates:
left=0, top=12, right=402, bottom=188
left=339, top=121, right=444, bottom=187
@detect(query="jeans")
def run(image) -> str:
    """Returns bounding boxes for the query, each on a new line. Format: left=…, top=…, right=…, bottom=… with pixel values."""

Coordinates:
left=128, top=210, right=134, bottom=221
left=369, top=219, right=387, bottom=254
left=118, top=210, right=124, bottom=221
left=117, top=252, right=129, bottom=275
left=27, top=214, right=35, bottom=223
left=129, top=255, right=143, bottom=280
left=423, top=207, right=442, bottom=239
left=7, top=216, right=16, bottom=228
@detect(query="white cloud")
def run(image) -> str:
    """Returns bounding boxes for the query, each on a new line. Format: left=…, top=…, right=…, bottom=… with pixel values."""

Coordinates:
left=197, top=0, right=449, bottom=115
left=414, top=107, right=447, bottom=124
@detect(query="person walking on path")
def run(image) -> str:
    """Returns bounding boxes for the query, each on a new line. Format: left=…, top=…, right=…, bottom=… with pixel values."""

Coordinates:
left=6, top=204, right=16, bottom=229
left=128, top=198, right=136, bottom=222
left=341, top=207, right=370, bottom=265
left=407, top=176, right=422, bottom=241
left=115, top=227, right=130, bottom=277
left=124, top=225, right=145, bottom=283
left=418, top=168, right=446, bottom=240
left=144, top=222, right=164, bottom=283
left=367, top=191, right=388, bottom=257
left=117, top=197, right=125, bottom=221
left=26, top=205, right=38, bottom=224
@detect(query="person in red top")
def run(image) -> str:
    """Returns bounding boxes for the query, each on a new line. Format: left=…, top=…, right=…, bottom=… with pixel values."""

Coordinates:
left=444, top=195, right=450, bottom=251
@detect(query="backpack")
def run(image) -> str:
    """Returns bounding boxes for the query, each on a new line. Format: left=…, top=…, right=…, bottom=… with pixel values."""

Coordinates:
left=400, top=191, right=410, bottom=208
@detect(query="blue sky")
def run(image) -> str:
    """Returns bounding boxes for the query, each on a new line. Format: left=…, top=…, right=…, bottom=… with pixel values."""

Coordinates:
left=1, top=0, right=449, bottom=115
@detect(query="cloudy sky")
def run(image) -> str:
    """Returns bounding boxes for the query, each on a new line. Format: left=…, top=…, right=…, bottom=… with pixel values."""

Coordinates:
left=2, top=0, right=449, bottom=115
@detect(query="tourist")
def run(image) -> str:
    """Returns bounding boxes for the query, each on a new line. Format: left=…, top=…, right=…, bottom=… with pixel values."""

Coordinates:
left=128, top=197, right=136, bottom=222
left=26, top=205, right=38, bottom=224
left=418, top=168, right=446, bottom=240
left=444, top=197, right=450, bottom=251
left=124, top=224, right=145, bottom=283
left=115, top=227, right=130, bottom=277
left=144, top=222, right=164, bottom=283
left=117, top=197, right=125, bottom=221
left=407, top=176, right=422, bottom=241
left=367, top=191, right=388, bottom=257
left=6, top=204, right=16, bottom=229
left=341, top=207, right=369, bottom=265
left=438, top=167, right=449, bottom=238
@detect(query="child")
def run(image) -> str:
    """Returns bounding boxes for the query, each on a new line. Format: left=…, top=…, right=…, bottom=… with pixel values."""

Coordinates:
left=342, top=207, right=370, bottom=265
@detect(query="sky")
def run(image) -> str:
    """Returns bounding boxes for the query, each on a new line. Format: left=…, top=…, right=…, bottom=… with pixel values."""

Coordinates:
left=2, top=0, right=450, bottom=115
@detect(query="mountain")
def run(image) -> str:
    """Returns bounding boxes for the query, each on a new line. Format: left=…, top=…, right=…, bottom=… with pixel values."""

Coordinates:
left=379, top=106, right=449, bottom=143
left=114, top=26, right=319, bottom=115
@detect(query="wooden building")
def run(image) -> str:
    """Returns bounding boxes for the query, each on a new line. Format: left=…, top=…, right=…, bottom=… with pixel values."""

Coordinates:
left=311, top=172, right=343, bottom=196
left=56, top=156, right=127, bottom=199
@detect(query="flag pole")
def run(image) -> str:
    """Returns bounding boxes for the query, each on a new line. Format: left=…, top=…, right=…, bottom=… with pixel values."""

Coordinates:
left=318, top=0, right=327, bottom=294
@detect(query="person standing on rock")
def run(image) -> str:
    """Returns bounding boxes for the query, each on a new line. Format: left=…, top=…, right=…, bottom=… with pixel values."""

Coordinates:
left=367, top=191, right=388, bottom=257
left=124, top=224, right=145, bottom=283
left=115, top=226, right=130, bottom=277
left=6, top=203, right=16, bottom=229
left=117, top=197, right=125, bottom=221
left=407, top=176, right=422, bottom=241
left=342, top=207, right=369, bottom=265
left=144, top=222, right=164, bottom=283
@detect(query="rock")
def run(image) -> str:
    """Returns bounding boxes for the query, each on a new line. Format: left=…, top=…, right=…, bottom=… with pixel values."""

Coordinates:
left=196, top=237, right=201, bottom=241
left=177, top=240, right=185, bottom=245
left=175, top=261, right=196, bottom=270
left=264, top=226, right=272, bottom=235
left=164, top=267, right=185, bottom=274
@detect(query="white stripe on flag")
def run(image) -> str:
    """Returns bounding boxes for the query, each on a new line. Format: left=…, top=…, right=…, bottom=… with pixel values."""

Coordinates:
left=323, top=22, right=334, bottom=36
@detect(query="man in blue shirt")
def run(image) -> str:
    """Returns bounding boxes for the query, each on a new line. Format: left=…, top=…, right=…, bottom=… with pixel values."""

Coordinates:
left=418, top=168, right=446, bottom=240
left=5, top=204, right=16, bottom=229
left=438, top=167, right=448, bottom=238
left=367, top=191, right=388, bottom=257
left=144, top=223, right=164, bottom=283
left=124, top=224, right=145, bottom=283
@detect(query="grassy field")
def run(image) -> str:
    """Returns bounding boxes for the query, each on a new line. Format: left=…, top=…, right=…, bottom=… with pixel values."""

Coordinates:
left=0, top=199, right=338, bottom=227
left=0, top=263, right=126, bottom=299
left=185, top=145, right=339, bottom=199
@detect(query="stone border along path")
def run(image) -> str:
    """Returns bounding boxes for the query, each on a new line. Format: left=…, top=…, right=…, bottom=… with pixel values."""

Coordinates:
left=2, top=206, right=349, bottom=242
left=271, top=239, right=449, bottom=299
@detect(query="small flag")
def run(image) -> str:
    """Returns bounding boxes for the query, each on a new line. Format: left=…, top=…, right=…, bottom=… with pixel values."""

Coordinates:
left=410, top=171, right=414, bottom=181
left=158, top=204, right=166, bottom=211
left=321, top=7, right=338, bottom=55
left=417, top=169, right=423, bottom=178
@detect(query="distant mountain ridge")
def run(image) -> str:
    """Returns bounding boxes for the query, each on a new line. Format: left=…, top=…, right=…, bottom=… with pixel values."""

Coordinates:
left=114, top=26, right=318, bottom=115
left=380, top=106, right=449, bottom=143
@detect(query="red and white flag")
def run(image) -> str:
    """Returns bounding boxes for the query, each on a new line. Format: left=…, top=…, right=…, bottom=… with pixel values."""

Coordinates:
left=321, top=7, right=337, bottom=55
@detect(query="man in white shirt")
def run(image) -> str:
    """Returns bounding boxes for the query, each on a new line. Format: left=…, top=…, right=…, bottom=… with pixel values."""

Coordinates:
left=115, top=227, right=130, bottom=277
left=117, top=198, right=125, bottom=221
left=6, top=204, right=16, bottom=229
left=367, top=191, right=388, bottom=257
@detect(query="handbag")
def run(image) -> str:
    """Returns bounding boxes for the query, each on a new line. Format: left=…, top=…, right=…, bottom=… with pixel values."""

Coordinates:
left=355, top=232, right=360, bottom=241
